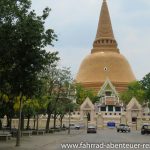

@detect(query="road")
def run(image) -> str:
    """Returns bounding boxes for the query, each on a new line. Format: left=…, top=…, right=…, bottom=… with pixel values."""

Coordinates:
left=0, top=129, right=150, bottom=150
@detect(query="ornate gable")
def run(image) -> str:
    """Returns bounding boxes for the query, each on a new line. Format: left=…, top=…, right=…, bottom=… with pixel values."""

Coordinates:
left=126, top=97, right=142, bottom=110
left=80, top=97, right=94, bottom=111
left=84, top=103, right=91, bottom=109
left=98, top=78, right=118, bottom=97
left=132, top=104, right=139, bottom=110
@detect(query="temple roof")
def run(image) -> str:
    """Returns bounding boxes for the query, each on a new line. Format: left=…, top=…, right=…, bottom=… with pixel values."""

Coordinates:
left=96, top=0, right=114, bottom=40
left=92, top=0, right=119, bottom=53
left=126, top=97, right=142, bottom=110
left=75, top=0, right=136, bottom=93
left=98, top=79, right=118, bottom=97
left=80, top=97, right=95, bottom=110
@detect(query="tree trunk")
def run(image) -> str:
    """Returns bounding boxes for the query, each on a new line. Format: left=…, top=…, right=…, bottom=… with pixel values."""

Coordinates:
left=6, top=115, right=12, bottom=131
left=6, top=116, right=10, bottom=127
left=68, top=108, right=71, bottom=134
left=21, top=113, right=24, bottom=131
left=36, top=114, right=39, bottom=131
left=10, top=117, right=12, bottom=131
left=53, top=112, right=57, bottom=129
left=27, top=116, right=30, bottom=130
left=6, top=116, right=9, bottom=127
left=0, top=119, right=2, bottom=130
left=60, top=117, right=63, bottom=129
left=45, top=113, right=51, bottom=132
left=16, top=95, right=23, bottom=147
left=33, top=115, right=36, bottom=129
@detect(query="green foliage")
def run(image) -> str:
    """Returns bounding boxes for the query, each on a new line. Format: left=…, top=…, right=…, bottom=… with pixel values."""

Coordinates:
left=75, top=84, right=96, bottom=105
left=120, top=81, right=146, bottom=104
left=50, top=67, right=73, bottom=105
left=43, top=65, right=75, bottom=127
left=0, top=93, right=15, bottom=120
left=0, top=0, right=59, bottom=123
left=92, top=96, right=100, bottom=104
left=0, top=0, right=59, bottom=98
left=0, top=95, right=7, bottom=118
left=38, top=64, right=74, bottom=129
left=23, top=99, right=36, bottom=118
left=141, top=73, right=150, bottom=101
left=0, top=0, right=59, bottom=134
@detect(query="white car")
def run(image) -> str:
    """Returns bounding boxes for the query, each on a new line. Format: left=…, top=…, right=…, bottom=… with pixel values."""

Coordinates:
left=117, top=124, right=130, bottom=132
left=75, top=124, right=85, bottom=130
left=69, top=124, right=85, bottom=130
left=69, top=123, right=75, bottom=129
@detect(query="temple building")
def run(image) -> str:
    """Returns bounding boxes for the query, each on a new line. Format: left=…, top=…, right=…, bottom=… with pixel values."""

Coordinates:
left=76, top=0, right=136, bottom=93
left=95, top=79, right=124, bottom=116
left=79, top=80, right=150, bottom=129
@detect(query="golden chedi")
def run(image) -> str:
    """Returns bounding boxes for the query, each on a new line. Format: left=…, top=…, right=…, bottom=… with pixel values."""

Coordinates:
left=76, top=0, right=136, bottom=93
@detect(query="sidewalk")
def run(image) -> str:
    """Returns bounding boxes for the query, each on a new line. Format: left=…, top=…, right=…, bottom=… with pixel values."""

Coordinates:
left=0, top=130, right=84, bottom=150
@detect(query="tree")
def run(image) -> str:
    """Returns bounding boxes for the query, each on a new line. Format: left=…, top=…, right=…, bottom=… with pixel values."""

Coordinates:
left=75, top=84, right=96, bottom=105
left=141, top=73, right=150, bottom=105
left=57, top=97, right=77, bottom=128
left=0, top=94, right=7, bottom=129
left=23, top=99, right=37, bottom=130
left=41, top=65, right=73, bottom=131
left=0, top=80, right=15, bottom=130
left=120, top=81, right=146, bottom=104
left=0, top=93, right=16, bottom=130
left=0, top=0, right=58, bottom=146
left=50, top=67, right=73, bottom=129
left=38, top=63, right=58, bottom=132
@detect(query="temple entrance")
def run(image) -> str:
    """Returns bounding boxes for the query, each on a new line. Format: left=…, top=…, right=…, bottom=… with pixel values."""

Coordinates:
left=87, top=112, right=91, bottom=121
left=80, top=97, right=95, bottom=122
left=131, top=110, right=139, bottom=124
left=132, top=117, right=137, bottom=123
left=126, top=97, right=142, bottom=125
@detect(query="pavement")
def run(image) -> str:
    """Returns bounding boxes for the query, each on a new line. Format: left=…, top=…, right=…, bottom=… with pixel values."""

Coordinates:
left=0, top=129, right=150, bottom=150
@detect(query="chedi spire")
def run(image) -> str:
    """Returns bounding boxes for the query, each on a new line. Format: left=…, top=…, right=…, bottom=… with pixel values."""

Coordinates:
left=76, top=0, right=136, bottom=93
left=92, top=0, right=119, bottom=53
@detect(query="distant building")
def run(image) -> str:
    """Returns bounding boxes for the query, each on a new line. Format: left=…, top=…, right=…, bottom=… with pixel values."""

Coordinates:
left=95, top=79, right=124, bottom=117
left=80, top=79, right=150, bottom=129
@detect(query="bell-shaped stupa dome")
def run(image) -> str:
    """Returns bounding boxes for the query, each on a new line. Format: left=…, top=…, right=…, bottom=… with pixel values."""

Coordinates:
left=76, top=0, right=136, bottom=93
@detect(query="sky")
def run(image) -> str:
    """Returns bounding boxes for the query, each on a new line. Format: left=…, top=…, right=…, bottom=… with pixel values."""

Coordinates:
left=31, top=0, right=150, bottom=80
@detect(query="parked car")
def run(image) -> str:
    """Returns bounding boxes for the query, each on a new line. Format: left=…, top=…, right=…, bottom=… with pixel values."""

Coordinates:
left=75, top=124, right=85, bottom=130
left=69, top=123, right=76, bottom=129
left=117, top=124, right=130, bottom=132
left=87, top=125, right=97, bottom=133
left=141, top=124, right=150, bottom=135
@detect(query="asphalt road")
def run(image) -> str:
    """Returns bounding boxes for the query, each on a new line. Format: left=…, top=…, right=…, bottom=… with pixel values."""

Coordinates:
left=0, top=129, right=150, bottom=150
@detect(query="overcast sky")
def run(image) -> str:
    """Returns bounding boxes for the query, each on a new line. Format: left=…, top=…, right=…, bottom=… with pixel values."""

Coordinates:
left=31, top=0, right=150, bottom=80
